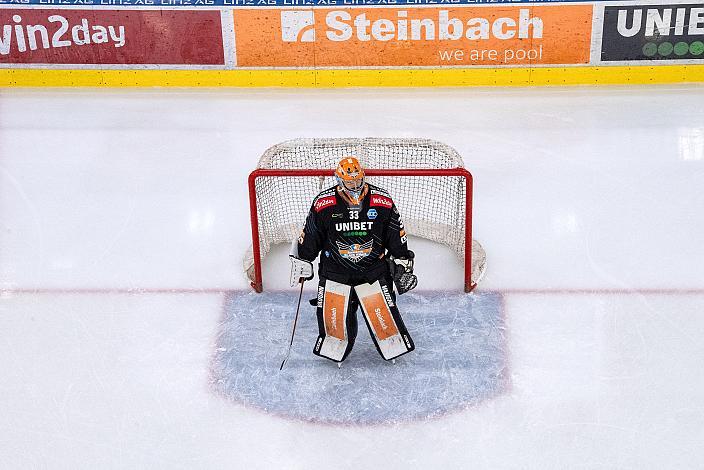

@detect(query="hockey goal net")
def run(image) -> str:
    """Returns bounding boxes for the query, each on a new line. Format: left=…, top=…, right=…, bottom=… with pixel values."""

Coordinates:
left=245, top=138, right=486, bottom=293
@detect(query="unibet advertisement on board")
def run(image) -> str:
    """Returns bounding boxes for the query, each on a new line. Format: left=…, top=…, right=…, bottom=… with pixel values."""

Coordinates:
left=601, top=4, right=704, bottom=62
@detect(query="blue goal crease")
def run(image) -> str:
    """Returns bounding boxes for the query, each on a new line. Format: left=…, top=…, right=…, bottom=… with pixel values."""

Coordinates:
left=210, top=290, right=508, bottom=425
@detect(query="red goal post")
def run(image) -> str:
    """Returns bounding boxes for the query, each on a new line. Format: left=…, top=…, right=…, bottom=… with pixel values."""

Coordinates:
left=244, top=138, right=486, bottom=293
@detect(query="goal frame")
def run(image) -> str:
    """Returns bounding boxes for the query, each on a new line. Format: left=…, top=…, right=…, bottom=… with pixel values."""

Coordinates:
left=247, top=167, right=476, bottom=293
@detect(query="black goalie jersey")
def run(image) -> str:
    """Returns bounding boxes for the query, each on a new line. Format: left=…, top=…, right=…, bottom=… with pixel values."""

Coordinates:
left=297, top=183, right=411, bottom=285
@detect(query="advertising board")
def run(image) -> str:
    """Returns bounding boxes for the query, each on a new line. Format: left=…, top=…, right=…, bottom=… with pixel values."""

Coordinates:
left=233, top=5, right=593, bottom=67
left=0, top=9, right=224, bottom=64
left=601, top=4, right=704, bottom=62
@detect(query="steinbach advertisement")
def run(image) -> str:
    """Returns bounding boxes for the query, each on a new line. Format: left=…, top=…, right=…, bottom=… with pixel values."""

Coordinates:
left=0, top=9, right=224, bottom=64
left=232, top=5, right=593, bottom=67
left=601, top=4, right=704, bottom=62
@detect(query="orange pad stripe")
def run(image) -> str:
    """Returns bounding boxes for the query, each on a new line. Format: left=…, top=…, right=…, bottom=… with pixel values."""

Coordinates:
left=323, top=291, right=347, bottom=341
left=360, top=293, right=399, bottom=341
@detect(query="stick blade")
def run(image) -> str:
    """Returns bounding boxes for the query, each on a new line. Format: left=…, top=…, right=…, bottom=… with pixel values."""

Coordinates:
left=279, top=353, right=290, bottom=371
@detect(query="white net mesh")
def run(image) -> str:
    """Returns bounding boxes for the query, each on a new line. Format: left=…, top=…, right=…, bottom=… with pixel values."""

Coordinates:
left=245, top=138, right=486, bottom=290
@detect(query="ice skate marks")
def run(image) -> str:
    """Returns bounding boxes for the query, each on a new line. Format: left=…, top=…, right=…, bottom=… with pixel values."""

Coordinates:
left=211, top=290, right=508, bottom=425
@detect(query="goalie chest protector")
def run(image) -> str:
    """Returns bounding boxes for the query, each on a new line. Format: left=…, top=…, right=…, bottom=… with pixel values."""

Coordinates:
left=298, top=184, right=411, bottom=284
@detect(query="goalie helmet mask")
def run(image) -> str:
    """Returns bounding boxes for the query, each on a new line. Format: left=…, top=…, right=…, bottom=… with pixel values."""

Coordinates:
left=335, top=157, right=366, bottom=204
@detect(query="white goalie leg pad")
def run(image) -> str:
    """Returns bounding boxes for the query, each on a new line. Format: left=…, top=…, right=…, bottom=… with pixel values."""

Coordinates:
left=355, top=281, right=410, bottom=360
left=317, top=280, right=351, bottom=362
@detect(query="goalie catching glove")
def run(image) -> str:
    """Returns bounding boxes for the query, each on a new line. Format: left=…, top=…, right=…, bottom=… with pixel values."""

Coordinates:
left=289, top=239, right=314, bottom=287
left=387, top=250, right=417, bottom=295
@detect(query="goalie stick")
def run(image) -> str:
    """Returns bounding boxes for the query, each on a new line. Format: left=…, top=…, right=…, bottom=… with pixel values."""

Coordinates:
left=280, top=280, right=306, bottom=371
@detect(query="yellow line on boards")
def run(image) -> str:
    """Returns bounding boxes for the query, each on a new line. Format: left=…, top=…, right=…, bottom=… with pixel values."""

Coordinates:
left=1, top=66, right=704, bottom=88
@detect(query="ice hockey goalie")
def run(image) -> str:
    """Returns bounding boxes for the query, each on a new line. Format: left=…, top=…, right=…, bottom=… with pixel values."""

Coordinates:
left=289, top=157, right=417, bottom=364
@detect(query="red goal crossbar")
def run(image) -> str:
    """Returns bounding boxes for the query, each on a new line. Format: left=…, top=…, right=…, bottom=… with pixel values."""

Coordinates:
left=248, top=168, right=475, bottom=293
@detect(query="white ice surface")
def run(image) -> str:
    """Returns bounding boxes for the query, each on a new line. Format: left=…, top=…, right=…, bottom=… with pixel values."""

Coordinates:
left=1, top=86, right=704, bottom=469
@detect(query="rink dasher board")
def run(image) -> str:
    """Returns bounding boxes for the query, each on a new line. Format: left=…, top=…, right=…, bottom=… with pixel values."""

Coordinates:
left=2, top=0, right=704, bottom=86
left=3, top=66, right=702, bottom=87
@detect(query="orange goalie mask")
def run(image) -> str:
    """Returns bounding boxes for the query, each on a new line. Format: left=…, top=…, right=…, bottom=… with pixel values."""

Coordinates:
left=335, top=157, right=365, bottom=202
